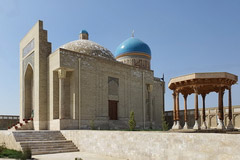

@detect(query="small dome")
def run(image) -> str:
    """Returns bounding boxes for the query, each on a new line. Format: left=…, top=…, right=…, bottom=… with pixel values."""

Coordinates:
left=115, top=37, right=151, bottom=58
left=61, top=39, right=115, bottom=60
left=80, top=30, right=88, bottom=35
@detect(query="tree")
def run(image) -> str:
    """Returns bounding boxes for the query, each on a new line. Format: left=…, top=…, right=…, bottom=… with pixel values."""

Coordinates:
left=128, top=111, right=136, bottom=131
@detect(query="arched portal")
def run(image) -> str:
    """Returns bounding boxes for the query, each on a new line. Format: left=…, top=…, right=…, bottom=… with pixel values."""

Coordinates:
left=24, top=64, right=34, bottom=119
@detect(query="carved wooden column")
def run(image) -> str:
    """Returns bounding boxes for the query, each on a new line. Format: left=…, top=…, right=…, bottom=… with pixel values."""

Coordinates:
left=175, top=91, right=182, bottom=129
left=193, top=88, right=200, bottom=129
left=172, top=91, right=176, bottom=129
left=183, top=94, right=189, bottom=129
left=201, top=94, right=207, bottom=129
left=58, top=69, right=66, bottom=119
left=217, top=87, right=225, bottom=129
left=227, top=86, right=234, bottom=130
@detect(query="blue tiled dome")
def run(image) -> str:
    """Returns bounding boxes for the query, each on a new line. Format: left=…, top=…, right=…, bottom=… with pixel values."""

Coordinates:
left=115, top=37, right=151, bottom=58
left=80, top=30, right=88, bottom=34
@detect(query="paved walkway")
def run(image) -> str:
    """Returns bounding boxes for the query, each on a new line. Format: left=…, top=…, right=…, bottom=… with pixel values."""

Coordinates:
left=33, top=152, right=127, bottom=160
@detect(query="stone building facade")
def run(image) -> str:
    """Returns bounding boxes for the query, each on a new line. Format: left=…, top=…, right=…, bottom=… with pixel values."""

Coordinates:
left=20, top=21, right=165, bottom=130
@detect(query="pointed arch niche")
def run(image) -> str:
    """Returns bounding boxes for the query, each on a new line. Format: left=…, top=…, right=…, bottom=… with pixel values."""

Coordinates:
left=24, top=64, right=34, bottom=119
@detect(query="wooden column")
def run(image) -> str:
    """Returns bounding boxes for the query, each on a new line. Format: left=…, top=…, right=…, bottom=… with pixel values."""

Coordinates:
left=228, top=87, right=232, bottom=121
left=183, top=94, right=189, bottom=129
left=217, top=87, right=225, bottom=129
left=227, top=86, right=234, bottom=130
left=172, top=92, right=176, bottom=122
left=218, top=88, right=224, bottom=121
left=174, top=91, right=182, bottom=129
left=172, top=91, right=176, bottom=129
left=201, top=93, right=207, bottom=129
left=193, top=88, right=200, bottom=129
left=183, top=94, right=188, bottom=122
left=176, top=91, right=180, bottom=121
left=194, top=92, right=199, bottom=121
left=202, top=94, right=206, bottom=122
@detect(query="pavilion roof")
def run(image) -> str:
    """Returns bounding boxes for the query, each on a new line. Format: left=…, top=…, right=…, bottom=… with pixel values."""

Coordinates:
left=168, top=72, right=238, bottom=95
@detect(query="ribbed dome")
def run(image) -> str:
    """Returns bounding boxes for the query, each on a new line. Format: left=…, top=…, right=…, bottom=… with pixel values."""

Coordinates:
left=115, top=37, right=151, bottom=58
left=60, top=39, right=115, bottom=60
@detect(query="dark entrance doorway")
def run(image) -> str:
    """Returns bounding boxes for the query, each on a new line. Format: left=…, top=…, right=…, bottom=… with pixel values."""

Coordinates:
left=24, top=64, right=34, bottom=119
left=108, top=100, right=118, bottom=120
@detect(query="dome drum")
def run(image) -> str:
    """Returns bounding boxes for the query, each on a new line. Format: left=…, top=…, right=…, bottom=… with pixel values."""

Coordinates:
left=116, top=52, right=151, bottom=60
left=117, top=57, right=150, bottom=70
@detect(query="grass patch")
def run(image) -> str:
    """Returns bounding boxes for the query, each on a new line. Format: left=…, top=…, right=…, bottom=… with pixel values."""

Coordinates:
left=0, top=147, right=23, bottom=159
left=0, top=148, right=23, bottom=158
left=0, top=145, right=31, bottom=159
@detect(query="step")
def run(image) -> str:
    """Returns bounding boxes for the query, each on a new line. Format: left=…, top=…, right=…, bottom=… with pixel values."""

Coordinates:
left=32, top=148, right=79, bottom=155
left=24, top=146, right=78, bottom=152
left=21, top=143, right=76, bottom=149
left=20, top=141, right=76, bottom=148
left=15, top=137, right=66, bottom=142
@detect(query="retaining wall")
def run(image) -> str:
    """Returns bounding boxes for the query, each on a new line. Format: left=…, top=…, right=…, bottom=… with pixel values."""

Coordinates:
left=61, top=130, right=240, bottom=160
left=0, top=131, right=21, bottom=150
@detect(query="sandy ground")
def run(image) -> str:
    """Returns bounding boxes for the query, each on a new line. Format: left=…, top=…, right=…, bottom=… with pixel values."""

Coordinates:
left=33, top=151, right=127, bottom=160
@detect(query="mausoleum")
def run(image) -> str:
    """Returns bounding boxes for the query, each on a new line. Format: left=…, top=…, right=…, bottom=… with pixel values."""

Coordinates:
left=19, top=21, right=165, bottom=130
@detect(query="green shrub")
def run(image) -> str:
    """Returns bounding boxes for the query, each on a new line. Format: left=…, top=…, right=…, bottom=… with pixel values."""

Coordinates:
left=161, top=113, right=169, bottom=131
left=21, top=147, right=32, bottom=160
left=90, top=119, right=95, bottom=130
left=128, top=111, right=136, bottom=131
left=0, top=145, right=4, bottom=153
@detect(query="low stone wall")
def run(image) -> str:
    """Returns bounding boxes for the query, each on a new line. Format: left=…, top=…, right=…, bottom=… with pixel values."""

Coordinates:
left=61, top=130, right=240, bottom=160
left=0, top=115, right=19, bottom=130
left=0, top=131, right=21, bottom=151
left=165, top=105, right=240, bottom=129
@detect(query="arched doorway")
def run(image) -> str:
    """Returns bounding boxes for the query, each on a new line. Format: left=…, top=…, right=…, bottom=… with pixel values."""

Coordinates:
left=24, top=64, right=34, bottom=119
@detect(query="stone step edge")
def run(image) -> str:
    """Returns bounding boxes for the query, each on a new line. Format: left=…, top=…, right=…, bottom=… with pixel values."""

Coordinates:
left=29, top=147, right=79, bottom=150
left=21, top=144, right=77, bottom=147
left=19, top=140, right=73, bottom=143
left=28, top=147, right=79, bottom=150
left=21, top=145, right=77, bottom=148
left=15, top=137, right=66, bottom=140
left=32, top=149, right=79, bottom=155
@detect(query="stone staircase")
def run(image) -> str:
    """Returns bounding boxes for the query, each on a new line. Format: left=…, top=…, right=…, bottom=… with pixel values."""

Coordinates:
left=13, top=131, right=79, bottom=155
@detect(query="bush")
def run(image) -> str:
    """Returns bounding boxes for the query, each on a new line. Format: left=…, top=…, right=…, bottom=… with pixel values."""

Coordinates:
left=0, top=146, right=4, bottom=153
left=161, top=113, right=169, bottom=131
left=21, top=147, right=32, bottom=160
left=128, top=111, right=136, bottom=131
left=90, top=119, right=95, bottom=130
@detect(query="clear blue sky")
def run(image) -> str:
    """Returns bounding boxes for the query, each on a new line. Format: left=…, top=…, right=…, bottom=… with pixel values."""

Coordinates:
left=0, top=0, right=240, bottom=115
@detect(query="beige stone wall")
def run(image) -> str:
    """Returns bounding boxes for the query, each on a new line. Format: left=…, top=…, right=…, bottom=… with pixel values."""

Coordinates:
left=0, top=131, right=21, bottom=151
left=48, top=49, right=164, bottom=130
left=62, top=130, right=240, bottom=160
